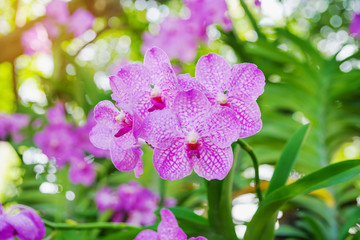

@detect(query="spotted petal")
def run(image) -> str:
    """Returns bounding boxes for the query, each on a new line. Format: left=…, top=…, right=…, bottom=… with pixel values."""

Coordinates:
left=177, top=74, right=208, bottom=96
left=205, top=106, right=240, bottom=148
left=195, top=53, right=231, bottom=95
left=112, top=64, right=151, bottom=102
left=134, top=229, right=159, bottom=240
left=158, top=209, right=187, bottom=240
left=89, top=124, right=113, bottom=150
left=195, top=137, right=233, bottom=180
left=139, top=109, right=182, bottom=149
left=173, top=90, right=211, bottom=130
left=153, top=139, right=193, bottom=180
left=93, top=100, right=119, bottom=127
left=5, top=212, right=38, bottom=240
left=144, top=47, right=178, bottom=90
left=229, top=63, right=265, bottom=101
left=228, top=98, right=262, bottom=138
left=110, top=141, right=142, bottom=172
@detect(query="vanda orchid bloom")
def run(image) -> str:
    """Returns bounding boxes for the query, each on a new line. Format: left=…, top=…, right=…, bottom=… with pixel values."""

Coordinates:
left=89, top=100, right=143, bottom=177
left=135, top=208, right=207, bottom=240
left=110, top=47, right=179, bottom=119
left=0, top=203, right=45, bottom=240
left=90, top=47, right=265, bottom=181
left=140, top=89, right=241, bottom=180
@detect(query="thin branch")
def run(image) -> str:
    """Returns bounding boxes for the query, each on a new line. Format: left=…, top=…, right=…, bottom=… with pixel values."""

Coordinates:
left=239, top=0, right=265, bottom=40
left=43, top=219, right=142, bottom=230
left=237, top=139, right=263, bottom=202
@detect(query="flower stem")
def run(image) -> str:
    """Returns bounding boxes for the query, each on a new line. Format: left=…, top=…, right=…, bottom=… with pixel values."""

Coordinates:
left=159, top=178, right=167, bottom=207
left=237, top=139, right=263, bottom=202
left=43, top=219, right=141, bottom=230
left=239, top=0, right=265, bottom=40
left=206, top=156, right=238, bottom=240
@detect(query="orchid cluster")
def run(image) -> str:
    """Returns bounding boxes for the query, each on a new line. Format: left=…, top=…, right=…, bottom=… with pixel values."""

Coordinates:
left=0, top=203, right=45, bottom=240
left=350, top=13, right=360, bottom=40
left=95, top=181, right=176, bottom=226
left=34, top=102, right=108, bottom=186
left=142, top=0, right=232, bottom=62
left=21, top=0, right=95, bottom=55
left=135, top=208, right=207, bottom=240
left=0, top=113, right=30, bottom=143
left=90, top=47, right=264, bottom=181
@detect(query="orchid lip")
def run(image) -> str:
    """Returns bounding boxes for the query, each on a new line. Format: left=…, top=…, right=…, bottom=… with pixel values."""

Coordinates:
left=216, top=92, right=228, bottom=105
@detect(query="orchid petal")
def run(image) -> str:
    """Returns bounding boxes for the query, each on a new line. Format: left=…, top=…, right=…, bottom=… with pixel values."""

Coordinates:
left=194, top=138, right=233, bottom=180
left=110, top=141, right=142, bottom=172
left=134, top=229, right=159, bottom=240
left=195, top=53, right=231, bottom=95
left=89, top=124, right=113, bottom=150
left=158, top=209, right=187, bottom=240
left=139, top=109, right=181, bottom=149
left=205, top=106, right=240, bottom=148
left=229, top=63, right=265, bottom=101
left=228, top=98, right=262, bottom=138
left=173, top=90, right=211, bottom=130
left=153, top=139, right=193, bottom=180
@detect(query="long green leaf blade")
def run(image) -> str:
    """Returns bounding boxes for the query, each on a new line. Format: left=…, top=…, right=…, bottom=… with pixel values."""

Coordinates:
left=266, top=124, right=310, bottom=195
left=244, top=159, right=360, bottom=240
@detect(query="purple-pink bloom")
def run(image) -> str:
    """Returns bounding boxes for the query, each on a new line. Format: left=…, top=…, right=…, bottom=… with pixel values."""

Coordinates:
left=95, top=182, right=176, bottom=226
left=110, top=47, right=179, bottom=119
left=95, top=187, right=120, bottom=211
left=0, top=203, right=45, bottom=240
left=43, top=19, right=60, bottom=38
left=350, top=13, right=360, bottom=39
left=142, top=18, right=198, bottom=62
left=184, top=0, right=232, bottom=39
left=21, top=23, right=52, bottom=55
left=34, top=123, right=75, bottom=168
left=0, top=113, right=30, bottom=142
left=46, top=0, right=70, bottom=25
left=68, top=9, right=95, bottom=37
left=76, top=111, right=110, bottom=158
left=68, top=154, right=95, bottom=186
left=135, top=208, right=207, bottom=240
left=194, top=53, right=265, bottom=138
left=254, top=0, right=261, bottom=7
left=140, top=89, right=240, bottom=180
left=89, top=100, right=143, bottom=177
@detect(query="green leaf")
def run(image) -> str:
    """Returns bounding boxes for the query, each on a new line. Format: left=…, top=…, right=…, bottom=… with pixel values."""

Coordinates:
left=244, top=160, right=360, bottom=240
left=166, top=207, right=209, bottom=227
left=337, top=207, right=360, bottom=240
left=276, top=225, right=309, bottom=239
left=266, top=124, right=310, bottom=195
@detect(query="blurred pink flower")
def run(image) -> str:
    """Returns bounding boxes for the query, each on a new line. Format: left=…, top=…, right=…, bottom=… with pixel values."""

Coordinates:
left=43, top=19, right=60, bottom=38
left=0, top=113, right=30, bottom=142
left=46, top=0, right=70, bottom=25
left=21, top=23, right=52, bottom=55
left=0, top=203, right=45, bottom=240
left=95, top=182, right=176, bottom=226
left=68, top=154, right=96, bottom=186
left=184, top=0, right=232, bottom=40
left=350, top=13, right=360, bottom=39
left=142, top=17, right=198, bottom=62
left=135, top=208, right=207, bottom=240
left=68, top=9, right=95, bottom=37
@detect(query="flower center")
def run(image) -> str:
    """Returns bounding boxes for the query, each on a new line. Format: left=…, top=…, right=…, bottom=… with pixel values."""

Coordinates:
left=150, top=85, right=162, bottom=98
left=114, top=112, right=133, bottom=138
left=186, top=130, right=199, bottom=144
left=216, top=92, right=228, bottom=105
left=185, top=130, right=201, bottom=158
left=148, top=85, right=166, bottom=112
left=115, top=112, right=126, bottom=122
